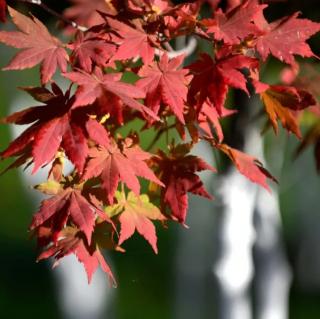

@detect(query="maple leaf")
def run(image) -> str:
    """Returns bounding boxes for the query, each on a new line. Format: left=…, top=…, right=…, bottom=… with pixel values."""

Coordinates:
left=64, top=67, right=159, bottom=121
left=64, top=0, right=113, bottom=29
left=82, top=138, right=164, bottom=204
left=106, top=191, right=165, bottom=253
left=260, top=85, right=315, bottom=138
left=256, top=12, right=320, bottom=66
left=137, top=54, right=190, bottom=123
left=198, top=100, right=236, bottom=142
left=0, top=0, right=6, bottom=23
left=0, top=84, right=91, bottom=173
left=126, top=0, right=171, bottom=15
left=188, top=53, right=258, bottom=114
left=30, top=176, right=112, bottom=244
left=85, top=117, right=110, bottom=148
left=0, top=7, right=69, bottom=84
left=202, top=0, right=265, bottom=44
left=69, top=32, right=116, bottom=73
left=151, top=144, right=215, bottom=224
left=107, top=17, right=157, bottom=65
left=217, top=143, right=277, bottom=191
left=164, top=2, right=203, bottom=37
left=37, top=227, right=116, bottom=285
left=30, top=187, right=93, bottom=244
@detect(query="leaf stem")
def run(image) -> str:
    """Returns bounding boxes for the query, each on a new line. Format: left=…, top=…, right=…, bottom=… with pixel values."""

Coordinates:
left=16, top=0, right=88, bottom=31
left=146, top=123, right=175, bottom=152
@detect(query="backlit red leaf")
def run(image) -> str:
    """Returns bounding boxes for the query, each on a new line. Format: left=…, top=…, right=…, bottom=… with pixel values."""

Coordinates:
left=256, top=13, right=320, bottom=66
left=69, top=32, right=116, bottom=73
left=152, top=144, right=215, bottom=224
left=218, top=143, right=276, bottom=191
left=106, top=191, right=165, bottom=253
left=0, top=7, right=69, bottom=84
left=107, top=17, right=157, bottom=65
left=82, top=139, right=164, bottom=204
left=137, top=54, right=190, bottom=123
left=64, top=68, right=159, bottom=121
left=188, top=53, right=257, bottom=114
left=37, top=227, right=116, bottom=285
left=203, top=0, right=265, bottom=44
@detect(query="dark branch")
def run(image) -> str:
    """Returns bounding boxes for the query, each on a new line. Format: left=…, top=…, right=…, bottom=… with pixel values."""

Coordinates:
left=16, top=0, right=88, bottom=31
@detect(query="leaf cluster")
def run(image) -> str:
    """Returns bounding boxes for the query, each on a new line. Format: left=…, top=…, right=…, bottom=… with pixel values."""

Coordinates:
left=0, top=0, right=320, bottom=284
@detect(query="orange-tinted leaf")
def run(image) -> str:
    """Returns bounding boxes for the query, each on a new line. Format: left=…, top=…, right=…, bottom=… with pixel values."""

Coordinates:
left=260, top=85, right=315, bottom=137
left=106, top=191, right=165, bottom=253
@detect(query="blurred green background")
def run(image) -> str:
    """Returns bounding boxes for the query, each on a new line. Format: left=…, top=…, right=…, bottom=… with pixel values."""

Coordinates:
left=1, top=1, right=320, bottom=319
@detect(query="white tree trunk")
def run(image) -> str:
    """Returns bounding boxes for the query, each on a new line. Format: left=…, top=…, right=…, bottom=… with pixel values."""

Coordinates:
left=174, top=125, right=292, bottom=319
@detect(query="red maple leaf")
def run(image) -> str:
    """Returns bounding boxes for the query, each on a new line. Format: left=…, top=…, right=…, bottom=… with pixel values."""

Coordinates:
left=151, top=144, right=215, bottom=224
left=107, top=17, right=158, bottom=65
left=82, top=138, right=164, bottom=204
left=256, top=12, right=320, bottom=66
left=218, top=143, right=277, bottom=191
left=137, top=54, right=190, bottom=123
left=188, top=52, right=258, bottom=114
left=68, top=32, right=116, bottom=73
left=0, top=0, right=6, bottom=22
left=127, top=0, right=171, bottom=15
left=198, top=100, right=237, bottom=142
left=85, top=117, right=110, bottom=148
left=64, top=67, right=159, bottom=121
left=202, top=0, right=265, bottom=44
left=0, top=7, right=69, bottom=84
left=63, top=0, right=113, bottom=30
left=0, top=84, right=96, bottom=173
left=164, top=2, right=203, bottom=37
left=31, top=190, right=89, bottom=244
left=260, top=85, right=316, bottom=138
left=37, top=226, right=116, bottom=285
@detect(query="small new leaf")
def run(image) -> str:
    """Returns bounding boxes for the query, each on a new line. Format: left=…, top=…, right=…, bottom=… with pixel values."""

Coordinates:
left=106, top=191, right=165, bottom=253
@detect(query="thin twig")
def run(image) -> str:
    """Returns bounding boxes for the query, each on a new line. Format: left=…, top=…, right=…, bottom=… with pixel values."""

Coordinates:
left=146, top=123, right=176, bottom=151
left=16, top=0, right=88, bottom=31
left=156, top=37, right=197, bottom=59
left=163, top=42, right=174, bottom=52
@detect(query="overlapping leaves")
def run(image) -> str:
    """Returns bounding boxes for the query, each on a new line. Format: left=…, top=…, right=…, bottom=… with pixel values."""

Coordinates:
left=0, top=0, right=319, bottom=284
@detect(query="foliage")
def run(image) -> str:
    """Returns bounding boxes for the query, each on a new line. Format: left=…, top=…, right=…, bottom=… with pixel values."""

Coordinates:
left=0, top=0, right=319, bottom=285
